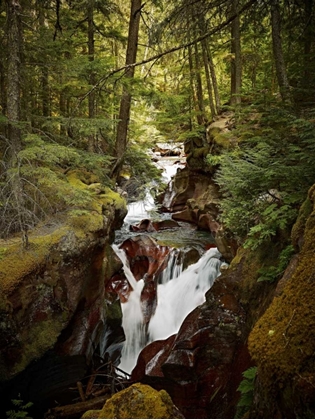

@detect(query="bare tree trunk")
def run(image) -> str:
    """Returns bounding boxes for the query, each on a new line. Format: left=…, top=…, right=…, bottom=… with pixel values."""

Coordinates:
left=230, top=0, right=242, bottom=106
left=6, top=0, right=28, bottom=246
left=88, top=0, right=96, bottom=152
left=271, top=1, right=291, bottom=103
left=201, top=39, right=216, bottom=120
left=111, top=0, right=142, bottom=179
left=303, top=0, right=314, bottom=89
left=193, top=41, right=206, bottom=125
left=188, top=43, right=198, bottom=128
left=6, top=0, right=22, bottom=158
left=206, top=43, right=221, bottom=113
left=38, top=6, right=50, bottom=117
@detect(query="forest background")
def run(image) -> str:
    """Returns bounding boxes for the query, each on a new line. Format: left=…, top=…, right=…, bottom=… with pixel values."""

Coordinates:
left=1, top=0, right=315, bottom=254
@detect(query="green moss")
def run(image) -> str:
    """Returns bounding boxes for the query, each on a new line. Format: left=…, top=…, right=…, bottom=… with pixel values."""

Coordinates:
left=68, top=211, right=104, bottom=233
left=213, top=133, right=231, bottom=149
left=13, top=317, right=64, bottom=376
left=0, top=227, right=69, bottom=293
left=100, top=187, right=126, bottom=212
left=248, top=196, right=315, bottom=385
left=81, top=410, right=100, bottom=419
left=291, top=196, right=313, bottom=250
left=97, top=383, right=182, bottom=419
left=67, top=169, right=99, bottom=187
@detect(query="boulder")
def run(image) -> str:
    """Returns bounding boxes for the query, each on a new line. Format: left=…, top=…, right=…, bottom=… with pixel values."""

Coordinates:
left=91, top=382, right=184, bottom=419
left=160, top=167, right=220, bottom=214
left=129, top=218, right=180, bottom=233
left=118, top=235, right=170, bottom=281
left=107, top=235, right=170, bottom=324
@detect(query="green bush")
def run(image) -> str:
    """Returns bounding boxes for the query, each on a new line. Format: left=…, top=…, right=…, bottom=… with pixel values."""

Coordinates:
left=214, top=108, right=315, bottom=249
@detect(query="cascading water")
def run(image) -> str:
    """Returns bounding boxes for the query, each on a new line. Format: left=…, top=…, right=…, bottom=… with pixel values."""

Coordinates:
left=114, top=243, right=223, bottom=374
left=148, top=247, right=222, bottom=342
left=112, top=145, right=223, bottom=375
left=158, top=248, right=183, bottom=285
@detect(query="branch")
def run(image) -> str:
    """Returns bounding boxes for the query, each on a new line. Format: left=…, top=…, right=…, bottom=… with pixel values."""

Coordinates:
left=77, top=0, right=257, bottom=104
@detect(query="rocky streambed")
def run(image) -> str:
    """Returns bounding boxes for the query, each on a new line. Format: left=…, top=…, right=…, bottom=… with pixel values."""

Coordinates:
left=1, top=118, right=315, bottom=419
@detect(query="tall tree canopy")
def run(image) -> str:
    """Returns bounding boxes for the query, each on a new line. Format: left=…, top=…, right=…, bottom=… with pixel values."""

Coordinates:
left=0, top=0, right=315, bottom=243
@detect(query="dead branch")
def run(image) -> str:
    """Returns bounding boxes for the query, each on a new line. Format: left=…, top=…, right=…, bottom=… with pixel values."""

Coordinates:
left=46, top=395, right=109, bottom=419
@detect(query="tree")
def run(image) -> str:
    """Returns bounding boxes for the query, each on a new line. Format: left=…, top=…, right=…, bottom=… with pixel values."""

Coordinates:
left=6, top=0, right=22, bottom=159
left=4, top=0, right=30, bottom=246
left=270, top=0, right=291, bottom=104
left=230, top=0, right=242, bottom=105
left=111, top=0, right=143, bottom=179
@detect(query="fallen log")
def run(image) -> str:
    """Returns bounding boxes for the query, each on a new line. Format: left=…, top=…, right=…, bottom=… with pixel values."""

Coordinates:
left=45, top=394, right=109, bottom=419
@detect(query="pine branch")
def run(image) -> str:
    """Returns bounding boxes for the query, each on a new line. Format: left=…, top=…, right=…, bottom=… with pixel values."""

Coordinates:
left=76, top=0, right=257, bottom=105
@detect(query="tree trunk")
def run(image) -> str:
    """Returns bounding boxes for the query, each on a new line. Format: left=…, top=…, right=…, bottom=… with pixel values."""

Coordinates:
left=271, top=1, right=291, bottom=103
left=206, top=43, right=221, bottom=113
left=193, top=41, right=206, bottom=125
left=6, top=0, right=28, bottom=247
left=201, top=39, right=216, bottom=120
left=188, top=43, right=198, bottom=128
left=230, top=0, right=242, bottom=106
left=303, top=0, right=314, bottom=91
left=38, top=6, right=50, bottom=118
left=6, top=0, right=22, bottom=158
left=111, top=0, right=142, bottom=179
left=88, top=0, right=96, bottom=153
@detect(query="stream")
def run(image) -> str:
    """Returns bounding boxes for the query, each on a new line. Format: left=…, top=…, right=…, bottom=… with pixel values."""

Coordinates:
left=112, top=146, right=225, bottom=375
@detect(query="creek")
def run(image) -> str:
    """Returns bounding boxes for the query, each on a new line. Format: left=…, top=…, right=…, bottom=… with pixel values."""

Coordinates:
left=111, top=146, right=225, bottom=375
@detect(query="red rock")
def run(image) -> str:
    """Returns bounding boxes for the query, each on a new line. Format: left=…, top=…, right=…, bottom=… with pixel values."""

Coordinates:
left=130, top=274, right=251, bottom=419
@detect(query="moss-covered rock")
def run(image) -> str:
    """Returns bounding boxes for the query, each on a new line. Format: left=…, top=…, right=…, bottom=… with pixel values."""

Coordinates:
left=247, top=184, right=315, bottom=418
left=94, top=383, right=184, bottom=419
left=0, top=178, right=127, bottom=381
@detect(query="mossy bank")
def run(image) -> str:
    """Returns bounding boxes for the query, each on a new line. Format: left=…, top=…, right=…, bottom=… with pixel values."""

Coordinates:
left=0, top=172, right=127, bottom=382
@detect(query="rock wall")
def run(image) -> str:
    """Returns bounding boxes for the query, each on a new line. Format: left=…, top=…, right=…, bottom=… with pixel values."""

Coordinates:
left=131, top=242, right=279, bottom=418
left=248, top=185, right=315, bottom=418
left=0, top=186, right=127, bottom=384
left=159, top=123, right=237, bottom=262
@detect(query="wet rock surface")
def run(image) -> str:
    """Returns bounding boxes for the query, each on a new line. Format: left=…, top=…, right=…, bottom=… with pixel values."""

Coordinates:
left=131, top=272, right=250, bottom=419
left=0, top=188, right=127, bottom=416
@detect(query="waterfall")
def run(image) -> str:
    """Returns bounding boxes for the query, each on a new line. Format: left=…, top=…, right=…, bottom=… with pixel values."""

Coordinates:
left=149, top=247, right=222, bottom=342
left=111, top=146, right=220, bottom=375
left=114, top=245, right=223, bottom=374
left=112, top=244, right=146, bottom=374
left=158, top=248, right=184, bottom=285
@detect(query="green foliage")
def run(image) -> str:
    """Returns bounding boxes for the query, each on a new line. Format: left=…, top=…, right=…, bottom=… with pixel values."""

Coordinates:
left=6, top=396, right=33, bottom=419
left=0, top=134, right=113, bottom=238
left=149, top=89, right=192, bottom=140
left=235, top=366, right=257, bottom=419
left=122, top=143, right=163, bottom=201
left=257, top=244, right=295, bottom=283
left=214, top=108, right=315, bottom=249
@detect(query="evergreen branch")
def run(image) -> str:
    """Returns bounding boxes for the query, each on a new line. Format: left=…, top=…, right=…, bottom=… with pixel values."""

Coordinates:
left=76, top=0, right=257, bottom=106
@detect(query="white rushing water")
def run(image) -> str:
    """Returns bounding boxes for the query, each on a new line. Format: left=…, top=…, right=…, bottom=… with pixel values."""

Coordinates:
left=148, top=247, right=222, bottom=342
left=158, top=249, right=183, bottom=285
left=113, top=146, right=221, bottom=374
left=115, top=244, right=222, bottom=374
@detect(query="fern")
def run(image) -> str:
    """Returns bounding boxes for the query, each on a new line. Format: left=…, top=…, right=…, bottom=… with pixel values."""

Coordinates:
left=6, top=396, right=33, bottom=419
left=235, top=366, right=257, bottom=418
left=214, top=107, right=315, bottom=249
left=257, top=244, right=295, bottom=282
